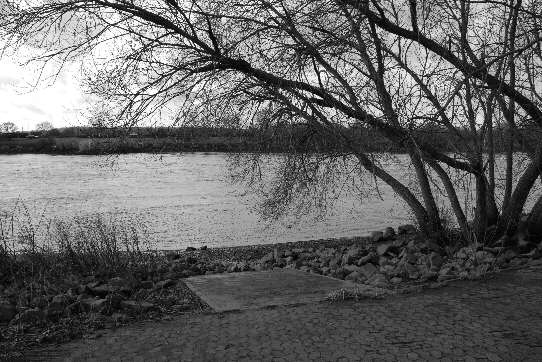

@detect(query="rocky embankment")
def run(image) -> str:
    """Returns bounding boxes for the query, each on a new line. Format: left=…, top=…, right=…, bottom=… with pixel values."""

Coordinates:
left=2, top=225, right=541, bottom=356
left=251, top=225, right=542, bottom=289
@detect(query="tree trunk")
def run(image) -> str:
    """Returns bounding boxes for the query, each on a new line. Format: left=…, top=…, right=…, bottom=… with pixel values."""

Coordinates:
left=427, top=159, right=470, bottom=240
left=496, top=156, right=542, bottom=238
left=527, top=195, right=542, bottom=242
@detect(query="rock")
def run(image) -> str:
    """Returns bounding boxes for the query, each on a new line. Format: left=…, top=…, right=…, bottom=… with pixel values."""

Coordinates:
left=403, top=263, right=420, bottom=279
left=421, top=240, right=443, bottom=254
left=81, top=298, right=108, bottom=313
left=200, top=245, right=208, bottom=250
left=30, top=296, right=48, bottom=309
left=420, top=271, right=438, bottom=282
left=357, top=252, right=377, bottom=266
left=120, top=300, right=156, bottom=314
left=430, top=252, right=444, bottom=271
left=343, top=264, right=361, bottom=273
left=345, top=271, right=362, bottom=282
left=390, top=277, right=403, bottom=284
left=88, top=284, right=116, bottom=298
left=376, top=243, right=399, bottom=256
left=383, top=227, right=396, bottom=240
left=359, top=263, right=377, bottom=279
left=140, top=280, right=154, bottom=289
left=321, top=267, right=331, bottom=275
left=172, top=303, right=192, bottom=312
left=165, top=251, right=181, bottom=261
left=342, top=247, right=363, bottom=265
left=367, top=273, right=388, bottom=287
left=376, top=243, right=390, bottom=256
left=185, top=246, right=196, bottom=251
left=398, top=224, right=417, bottom=235
left=0, top=301, right=16, bottom=322
left=400, top=249, right=418, bottom=264
left=371, top=231, right=384, bottom=243
left=11, top=308, right=44, bottom=325
left=154, top=279, right=175, bottom=290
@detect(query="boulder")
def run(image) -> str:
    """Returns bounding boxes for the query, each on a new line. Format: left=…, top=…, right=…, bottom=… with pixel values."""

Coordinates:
left=200, top=245, right=208, bottom=251
left=0, top=301, right=16, bottom=322
left=383, top=227, right=396, bottom=240
left=359, top=263, right=377, bottom=279
left=371, top=231, right=384, bottom=243
left=185, top=246, right=196, bottom=251
left=400, top=248, right=418, bottom=264
left=398, top=224, right=417, bottom=235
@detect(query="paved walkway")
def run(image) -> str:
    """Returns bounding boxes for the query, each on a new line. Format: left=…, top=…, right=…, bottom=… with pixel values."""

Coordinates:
left=33, top=266, right=542, bottom=361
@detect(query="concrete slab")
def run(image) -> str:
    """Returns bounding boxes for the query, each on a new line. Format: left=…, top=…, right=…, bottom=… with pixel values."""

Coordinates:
left=184, top=268, right=358, bottom=312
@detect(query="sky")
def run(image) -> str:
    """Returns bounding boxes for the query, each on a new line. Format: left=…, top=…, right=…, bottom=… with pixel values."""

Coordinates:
left=0, top=56, right=85, bottom=131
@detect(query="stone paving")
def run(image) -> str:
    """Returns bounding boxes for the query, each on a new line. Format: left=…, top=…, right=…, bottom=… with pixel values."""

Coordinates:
left=183, top=268, right=360, bottom=311
left=30, top=266, right=542, bottom=361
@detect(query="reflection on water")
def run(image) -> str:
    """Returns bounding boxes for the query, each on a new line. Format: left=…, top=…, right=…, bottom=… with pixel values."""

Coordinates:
left=0, top=153, right=535, bottom=249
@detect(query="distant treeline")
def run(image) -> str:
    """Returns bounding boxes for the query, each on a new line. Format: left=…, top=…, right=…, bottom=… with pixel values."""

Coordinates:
left=0, top=125, right=539, bottom=155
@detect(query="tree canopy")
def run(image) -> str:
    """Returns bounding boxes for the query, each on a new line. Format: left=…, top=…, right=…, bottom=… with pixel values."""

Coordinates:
left=2, top=0, right=542, bottom=244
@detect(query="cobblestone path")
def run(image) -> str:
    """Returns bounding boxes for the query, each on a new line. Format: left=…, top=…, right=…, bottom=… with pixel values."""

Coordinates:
left=37, top=266, right=542, bottom=361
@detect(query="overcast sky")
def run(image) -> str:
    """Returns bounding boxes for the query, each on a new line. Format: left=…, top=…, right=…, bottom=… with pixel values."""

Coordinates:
left=0, top=55, right=85, bottom=131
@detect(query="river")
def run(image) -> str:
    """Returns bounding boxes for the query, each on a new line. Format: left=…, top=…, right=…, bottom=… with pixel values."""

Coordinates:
left=0, top=153, right=536, bottom=249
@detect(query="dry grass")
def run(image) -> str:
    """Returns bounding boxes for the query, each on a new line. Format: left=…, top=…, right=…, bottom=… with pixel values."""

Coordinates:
left=0, top=201, right=158, bottom=287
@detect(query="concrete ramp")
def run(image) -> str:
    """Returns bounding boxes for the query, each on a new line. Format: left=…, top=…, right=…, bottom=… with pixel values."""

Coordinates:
left=184, top=268, right=358, bottom=312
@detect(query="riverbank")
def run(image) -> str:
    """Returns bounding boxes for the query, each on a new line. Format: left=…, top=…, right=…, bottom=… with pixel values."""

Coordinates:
left=2, top=224, right=541, bottom=358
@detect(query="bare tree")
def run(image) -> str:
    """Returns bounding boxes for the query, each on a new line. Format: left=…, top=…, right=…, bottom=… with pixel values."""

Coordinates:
left=2, top=0, right=541, bottom=245
left=35, top=121, right=54, bottom=132
left=0, top=121, right=17, bottom=133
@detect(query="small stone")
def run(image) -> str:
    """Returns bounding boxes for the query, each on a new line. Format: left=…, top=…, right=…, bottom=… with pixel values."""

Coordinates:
left=383, top=227, right=396, bottom=239
left=398, top=224, right=417, bottom=234
left=120, top=300, right=156, bottom=313
left=371, top=231, right=384, bottom=243
left=81, top=298, right=108, bottom=313
left=154, top=279, right=175, bottom=290
left=356, top=252, right=377, bottom=266
left=367, top=273, right=388, bottom=287
left=345, top=271, right=362, bottom=282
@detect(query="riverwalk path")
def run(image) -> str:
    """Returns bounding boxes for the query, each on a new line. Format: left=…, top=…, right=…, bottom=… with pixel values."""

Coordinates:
left=32, top=264, right=542, bottom=361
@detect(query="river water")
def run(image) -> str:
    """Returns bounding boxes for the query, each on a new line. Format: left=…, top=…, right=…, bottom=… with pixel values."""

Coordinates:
left=0, top=153, right=536, bottom=249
